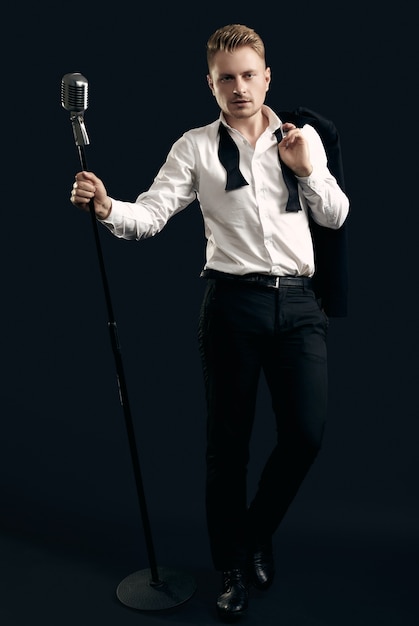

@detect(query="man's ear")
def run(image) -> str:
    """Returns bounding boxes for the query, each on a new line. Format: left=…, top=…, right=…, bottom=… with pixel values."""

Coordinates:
left=207, top=74, right=215, bottom=95
left=265, top=66, right=271, bottom=91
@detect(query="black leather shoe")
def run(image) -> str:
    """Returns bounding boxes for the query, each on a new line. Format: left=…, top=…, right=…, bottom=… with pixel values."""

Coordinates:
left=216, top=568, right=248, bottom=621
left=249, top=539, right=275, bottom=590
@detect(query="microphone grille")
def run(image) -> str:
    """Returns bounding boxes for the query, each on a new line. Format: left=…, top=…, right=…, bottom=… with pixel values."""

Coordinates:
left=61, top=72, right=89, bottom=113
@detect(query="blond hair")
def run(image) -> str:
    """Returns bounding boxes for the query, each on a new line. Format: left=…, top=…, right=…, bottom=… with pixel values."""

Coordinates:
left=206, top=24, right=266, bottom=70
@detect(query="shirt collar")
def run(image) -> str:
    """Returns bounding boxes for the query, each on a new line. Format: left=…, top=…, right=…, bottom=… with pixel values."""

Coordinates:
left=219, top=105, right=282, bottom=137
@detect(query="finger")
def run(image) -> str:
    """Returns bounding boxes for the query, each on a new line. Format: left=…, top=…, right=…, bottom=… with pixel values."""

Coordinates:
left=71, top=182, right=94, bottom=205
left=73, top=180, right=96, bottom=195
left=283, top=128, right=304, bottom=148
left=75, top=171, right=96, bottom=185
left=281, top=122, right=296, bottom=133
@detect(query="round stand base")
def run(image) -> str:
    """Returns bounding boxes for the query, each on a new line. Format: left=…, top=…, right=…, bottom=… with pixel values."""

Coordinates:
left=116, top=566, right=197, bottom=611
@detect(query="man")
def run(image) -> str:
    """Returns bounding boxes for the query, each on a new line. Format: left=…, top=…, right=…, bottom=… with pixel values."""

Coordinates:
left=70, top=24, right=349, bottom=621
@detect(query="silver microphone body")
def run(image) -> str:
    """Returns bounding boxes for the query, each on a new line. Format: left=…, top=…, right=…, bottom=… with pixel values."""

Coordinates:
left=61, top=72, right=90, bottom=147
left=61, top=72, right=89, bottom=113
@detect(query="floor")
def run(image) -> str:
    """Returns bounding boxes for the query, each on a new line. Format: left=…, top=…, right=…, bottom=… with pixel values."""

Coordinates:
left=1, top=511, right=417, bottom=626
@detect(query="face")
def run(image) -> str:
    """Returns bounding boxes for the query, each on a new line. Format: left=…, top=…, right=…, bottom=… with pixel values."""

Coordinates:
left=207, top=46, right=271, bottom=123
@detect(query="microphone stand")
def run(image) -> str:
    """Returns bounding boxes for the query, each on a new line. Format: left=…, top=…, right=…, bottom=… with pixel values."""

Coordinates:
left=66, top=110, right=196, bottom=611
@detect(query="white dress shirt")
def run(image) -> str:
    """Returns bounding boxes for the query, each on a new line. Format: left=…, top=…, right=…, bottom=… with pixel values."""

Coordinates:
left=101, top=105, right=349, bottom=277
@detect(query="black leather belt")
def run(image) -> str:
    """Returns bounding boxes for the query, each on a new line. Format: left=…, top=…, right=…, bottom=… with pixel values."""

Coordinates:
left=201, top=269, right=313, bottom=289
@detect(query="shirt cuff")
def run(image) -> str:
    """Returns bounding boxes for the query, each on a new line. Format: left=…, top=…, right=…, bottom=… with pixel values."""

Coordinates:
left=296, top=168, right=325, bottom=196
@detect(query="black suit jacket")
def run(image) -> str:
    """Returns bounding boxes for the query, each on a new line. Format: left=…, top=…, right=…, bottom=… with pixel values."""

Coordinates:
left=279, top=107, right=349, bottom=317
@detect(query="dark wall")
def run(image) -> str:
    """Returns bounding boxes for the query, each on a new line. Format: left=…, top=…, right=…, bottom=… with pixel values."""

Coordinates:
left=1, top=1, right=417, bottom=562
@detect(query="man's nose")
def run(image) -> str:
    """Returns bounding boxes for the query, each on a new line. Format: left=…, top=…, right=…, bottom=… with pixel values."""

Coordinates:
left=233, top=80, right=246, bottom=94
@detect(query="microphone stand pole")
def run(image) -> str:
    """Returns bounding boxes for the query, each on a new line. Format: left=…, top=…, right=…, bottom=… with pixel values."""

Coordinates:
left=67, top=110, right=196, bottom=611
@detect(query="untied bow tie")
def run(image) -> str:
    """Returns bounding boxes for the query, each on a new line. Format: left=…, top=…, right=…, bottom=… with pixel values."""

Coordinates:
left=218, top=122, right=301, bottom=212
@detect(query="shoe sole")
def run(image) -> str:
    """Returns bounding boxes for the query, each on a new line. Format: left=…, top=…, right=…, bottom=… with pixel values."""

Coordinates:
left=216, top=607, right=247, bottom=622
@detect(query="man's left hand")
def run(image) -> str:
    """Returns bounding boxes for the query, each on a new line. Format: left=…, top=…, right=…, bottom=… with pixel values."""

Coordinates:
left=278, top=123, right=313, bottom=177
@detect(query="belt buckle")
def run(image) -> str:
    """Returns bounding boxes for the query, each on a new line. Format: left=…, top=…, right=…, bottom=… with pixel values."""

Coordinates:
left=269, top=276, right=280, bottom=289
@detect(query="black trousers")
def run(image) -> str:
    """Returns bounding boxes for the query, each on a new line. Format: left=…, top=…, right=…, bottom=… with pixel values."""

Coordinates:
left=198, top=277, right=329, bottom=571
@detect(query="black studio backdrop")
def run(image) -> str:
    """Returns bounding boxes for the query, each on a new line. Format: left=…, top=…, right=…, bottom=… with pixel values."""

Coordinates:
left=1, top=0, right=418, bottom=581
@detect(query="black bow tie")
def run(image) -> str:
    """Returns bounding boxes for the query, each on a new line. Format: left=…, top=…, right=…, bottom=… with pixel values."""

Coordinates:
left=218, top=122, right=301, bottom=212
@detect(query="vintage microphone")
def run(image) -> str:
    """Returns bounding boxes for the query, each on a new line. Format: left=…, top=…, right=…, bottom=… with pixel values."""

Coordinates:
left=60, top=72, right=196, bottom=611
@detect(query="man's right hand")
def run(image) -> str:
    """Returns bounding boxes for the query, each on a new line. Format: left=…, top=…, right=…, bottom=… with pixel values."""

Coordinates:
left=70, top=171, right=112, bottom=220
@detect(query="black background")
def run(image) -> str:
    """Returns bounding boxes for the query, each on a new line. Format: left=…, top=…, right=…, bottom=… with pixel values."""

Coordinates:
left=1, top=2, right=417, bottom=624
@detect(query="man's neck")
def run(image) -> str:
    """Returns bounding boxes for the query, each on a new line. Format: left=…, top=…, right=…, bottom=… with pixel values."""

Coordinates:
left=224, top=110, right=269, bottom=147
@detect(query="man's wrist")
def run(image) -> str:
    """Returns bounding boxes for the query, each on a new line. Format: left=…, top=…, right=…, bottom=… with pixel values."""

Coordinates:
left=97, top=199, right=112, bottom=220
left=294, top=165, right=313, bottom=178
